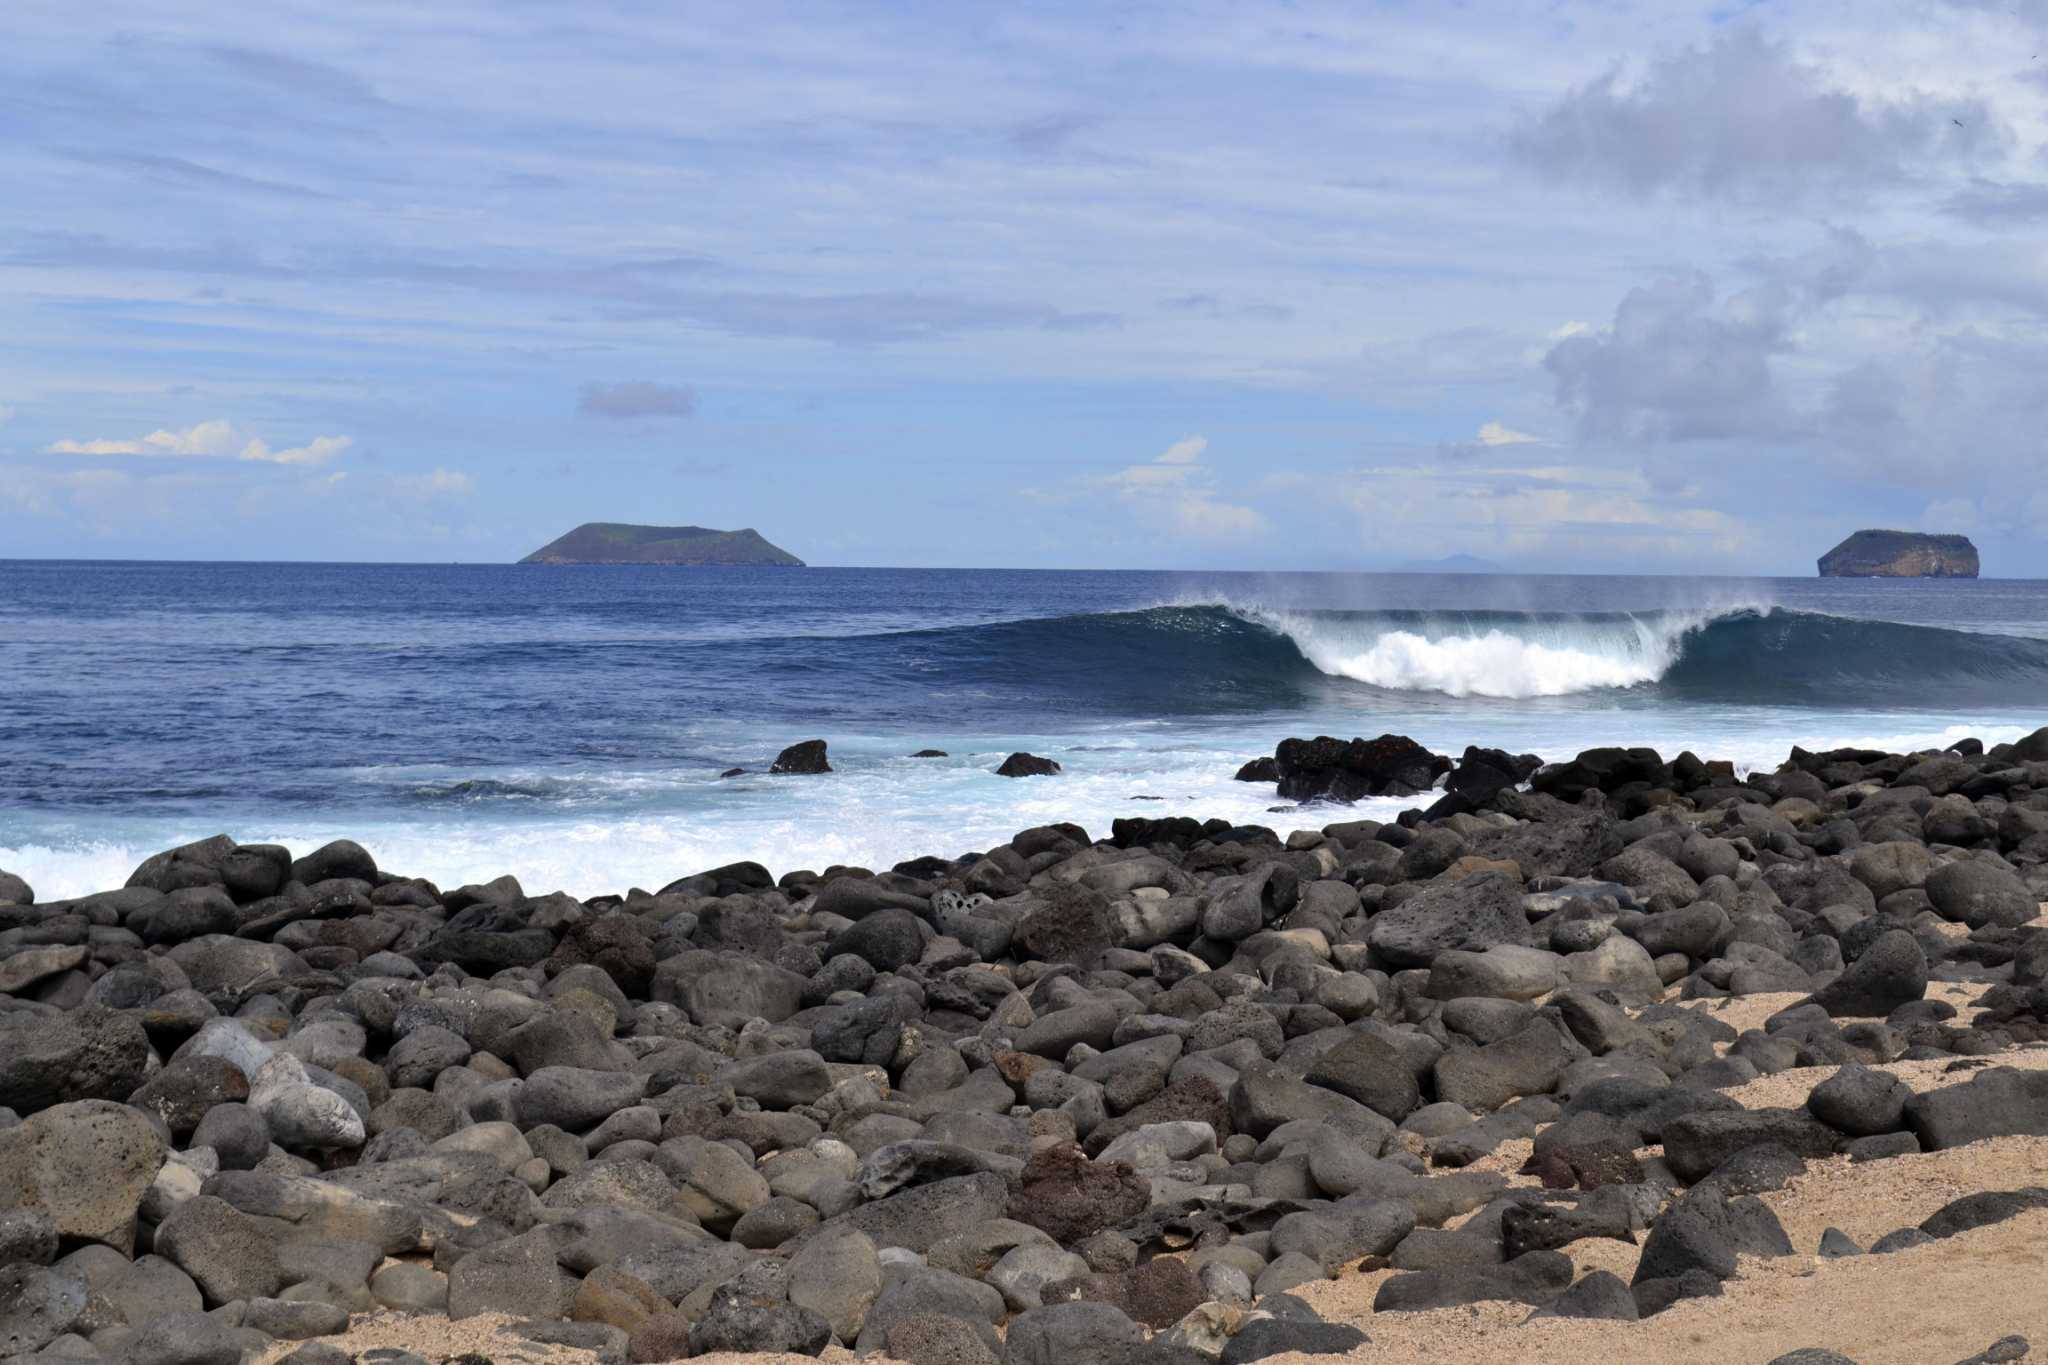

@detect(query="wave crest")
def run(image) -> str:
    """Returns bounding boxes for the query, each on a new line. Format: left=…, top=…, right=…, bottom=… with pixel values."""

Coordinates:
left=1242, top=607, right=1707, bottom=698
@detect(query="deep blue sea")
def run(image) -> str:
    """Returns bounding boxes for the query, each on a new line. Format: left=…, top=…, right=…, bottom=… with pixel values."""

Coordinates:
left=5, top=561, right=2048, bottom=900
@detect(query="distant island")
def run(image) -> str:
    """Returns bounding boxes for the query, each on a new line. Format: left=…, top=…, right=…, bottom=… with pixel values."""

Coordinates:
left=519, top=523, right=805, bottom=566
left=1818, top=529, right=1978, bottom=579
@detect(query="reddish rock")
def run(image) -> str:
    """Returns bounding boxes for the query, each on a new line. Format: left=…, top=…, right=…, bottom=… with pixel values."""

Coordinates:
left=1009, top=1143, right=1150, bottom=1245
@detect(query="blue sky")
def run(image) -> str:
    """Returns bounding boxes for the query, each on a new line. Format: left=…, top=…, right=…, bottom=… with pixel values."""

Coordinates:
left=6, top=0, right=2048, bottom=573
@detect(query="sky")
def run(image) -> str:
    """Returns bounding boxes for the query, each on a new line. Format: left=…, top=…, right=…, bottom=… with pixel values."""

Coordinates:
left=5, top=0, right=2048, bottom=574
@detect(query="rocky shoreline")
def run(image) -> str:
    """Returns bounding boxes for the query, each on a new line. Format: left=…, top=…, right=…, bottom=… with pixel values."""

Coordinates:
left=6, top=729, right=2048, bottom=1365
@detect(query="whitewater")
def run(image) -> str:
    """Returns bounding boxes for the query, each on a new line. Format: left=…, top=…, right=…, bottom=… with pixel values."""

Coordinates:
left=1235, top=604, right=1724, bottom=698
left=4, top=561, right=2047, bottom=900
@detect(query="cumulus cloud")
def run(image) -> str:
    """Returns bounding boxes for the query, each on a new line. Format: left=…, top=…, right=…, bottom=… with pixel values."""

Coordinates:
left=396, top=468, right=475, bottom=497
left=578, top=381, right=697, bottom=420
left=46, top=420, right=351, bottom=466
left=1513, top=29, right=1992, bottom=205
left=1102, top=436, right=1266, bottom=539
left=1545, top=230, right=2048, bottom=524
left=1543, top=273, right=1804, bottom=444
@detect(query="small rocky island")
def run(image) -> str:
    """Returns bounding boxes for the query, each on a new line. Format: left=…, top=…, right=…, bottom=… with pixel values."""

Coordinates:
left=1818, top=529, right=1978, bottom=578
left=520, top=523, right=804, bottom=566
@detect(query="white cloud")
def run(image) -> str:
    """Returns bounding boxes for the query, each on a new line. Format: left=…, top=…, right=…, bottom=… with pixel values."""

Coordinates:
left=46, top=420, right=351, bottom=466
left=396, top=467, right=476, bottom=497
left=1102, top=435, right=1266, bottom=539
left=1476, top=421, right=1544, bottom=447
left=240, top=434, right=352, bottom=466
left=0, top=405, right=15, bottom=426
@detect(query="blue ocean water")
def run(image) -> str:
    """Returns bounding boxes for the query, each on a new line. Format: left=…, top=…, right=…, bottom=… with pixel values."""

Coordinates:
left=5, top=561, right=2048, bottom=899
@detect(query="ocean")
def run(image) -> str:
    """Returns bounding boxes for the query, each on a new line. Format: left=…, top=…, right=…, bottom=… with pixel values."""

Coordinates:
left=5, top=561, right=2048, bottom=901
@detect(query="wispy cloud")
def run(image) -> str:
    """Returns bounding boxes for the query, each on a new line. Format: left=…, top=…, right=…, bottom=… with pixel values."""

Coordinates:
left=47, top=420, right=351, bottom=466
left=396, top=468, right=475, bottom=497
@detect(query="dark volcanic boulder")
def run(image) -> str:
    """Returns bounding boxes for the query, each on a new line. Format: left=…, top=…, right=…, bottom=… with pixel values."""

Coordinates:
left=1532, top=748, right=1668, bottom=801
left=689, top=1284, right=832, bottom=1356
left=997, top=752, right=1062, bottom=778
left=1366, top=871, right=1526, bottom=968
left=1926, top=860, right=2037, bottom=929
left=1016, top=883, right=1116, bottom=963
left=1807, top=930, right=1925, bottom=1017
left=771, top=740, right=832, bottom=774
left=126, top=835, right=239, bottom=894
left=1661, top=1109, right=1840, bottom=1183
left=0, top=1264, right=87, bottom=1357
left=837, top=1172, right=1011, bottom=1254
left=0, top=1007, right=152, bottom=1115
left=1302, top=1031, right=1422, bottom=1121
left=1003, top=1301, right=1145, bottom=1365
left=1234, top=757, right=1280, bottom=783
left=1444, top=746, right=1540, bottom=802
left=1906, top=1068, right=2048, bottom=1150
left=289, top=839, right=377, bottom=886
left=1275, top=734, right=1444, bottom=802
left=1806, top=1065, right=1911, bottom=1137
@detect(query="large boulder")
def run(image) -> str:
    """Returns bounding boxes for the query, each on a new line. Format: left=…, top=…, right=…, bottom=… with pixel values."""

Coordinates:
left=1275, top=734, right=1444, bottom=802
left=1926, top=860, right=2038, bottom=929
left=1532, top=748, right=1668, bottom=801
left=836, top=1173, right=1010, bottom=1254
left=0, top=1099, right=167, bottom=1255
left=1302, top=1031, right=1423, bottom=1121
left=0, top=1264, right=87, bottom=1357
left=1807, top=930, right=1925, bottom=1018
left=1002, top=1301, right=1146, bottom=1365
left=652, top=951, right=807, bottom=1029
left=786, top=1225, right=880, bottom=1343
left=248, top=1054, right=366, bottom=1150
left=155, top=1196, right=285, bottom=1304
left=448, top=1227, right=568, bottom=1319
left=1367, top=872, right=1527, bottom=968
left=1907, top=1068, right=2048, bottom=1150
left=1433, top=1020, right=1573, bottom=1112
left=0, top=1007, right=151, bottom=1115
left=1007, top=1144, right=1150, bottom=1246
left=771, top=740, right=832, bottom=774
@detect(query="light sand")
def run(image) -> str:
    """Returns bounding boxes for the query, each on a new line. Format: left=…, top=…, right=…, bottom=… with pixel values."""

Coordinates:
left=1278, top=1141, right=2048, bottom=1364
left=1719, top=1042, right=2048, bottom=1112
left=1672, top=979, right=1995, bottom=1039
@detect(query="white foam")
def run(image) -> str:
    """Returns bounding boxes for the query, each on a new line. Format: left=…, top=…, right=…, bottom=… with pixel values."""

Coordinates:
left=0, top=748, right=1413, bottom=903
left=1245, top=607, right=1724, bottom=699
left=8, top=719, right=2034, bottom=905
